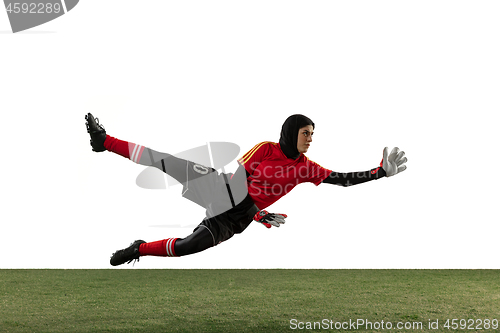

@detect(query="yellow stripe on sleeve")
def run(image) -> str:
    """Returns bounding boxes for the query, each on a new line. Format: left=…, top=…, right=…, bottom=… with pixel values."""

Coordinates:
left=238, top=142, right=272, bottom=165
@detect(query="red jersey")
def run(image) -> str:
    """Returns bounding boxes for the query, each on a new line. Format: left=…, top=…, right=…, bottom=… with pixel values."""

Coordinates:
left=238, top=142, right=332, bottom=210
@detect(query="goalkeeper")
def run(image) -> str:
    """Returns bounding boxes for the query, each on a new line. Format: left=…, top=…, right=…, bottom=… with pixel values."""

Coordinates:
left=85, top=113, right=407, bottom=266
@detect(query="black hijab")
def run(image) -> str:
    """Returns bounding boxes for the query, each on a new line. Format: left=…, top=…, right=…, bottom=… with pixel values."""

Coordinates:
left=279, top=114, right=315, bottom=160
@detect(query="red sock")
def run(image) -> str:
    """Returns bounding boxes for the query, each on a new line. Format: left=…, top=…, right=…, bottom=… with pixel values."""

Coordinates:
left=139, top=238, right=178, bottom=257
left=103, top=135, right=145, bottom=163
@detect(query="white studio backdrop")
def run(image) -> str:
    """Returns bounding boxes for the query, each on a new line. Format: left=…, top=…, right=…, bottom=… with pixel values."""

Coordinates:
left=0, top=1, right=498, bottom=269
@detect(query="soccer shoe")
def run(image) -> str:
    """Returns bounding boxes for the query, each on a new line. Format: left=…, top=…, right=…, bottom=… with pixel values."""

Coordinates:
left=85, top=113, right=107, bottom=152
left=110, top=240, right=146, bottom=266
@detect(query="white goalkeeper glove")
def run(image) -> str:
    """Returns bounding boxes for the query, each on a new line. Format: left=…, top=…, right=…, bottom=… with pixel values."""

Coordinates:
left=382, top=147, right=407, bottom=177
left=253, top=210, right=287, bottom=228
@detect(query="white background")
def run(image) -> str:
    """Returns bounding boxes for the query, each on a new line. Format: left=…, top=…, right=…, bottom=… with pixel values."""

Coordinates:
left=1, top=1, right=498, bottom=269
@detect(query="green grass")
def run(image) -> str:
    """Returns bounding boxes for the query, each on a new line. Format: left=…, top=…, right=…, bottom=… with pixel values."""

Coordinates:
left=1, top=270, right=499, bottom=332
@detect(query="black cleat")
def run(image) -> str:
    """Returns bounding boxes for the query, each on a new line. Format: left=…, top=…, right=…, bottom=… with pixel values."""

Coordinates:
left=85, top=113, right=107, bottom=152
left=110, top=240, right=146, bottom=266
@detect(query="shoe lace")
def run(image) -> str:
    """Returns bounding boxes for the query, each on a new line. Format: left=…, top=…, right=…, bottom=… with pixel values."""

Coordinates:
left=94, top=117, right=105, bottom=131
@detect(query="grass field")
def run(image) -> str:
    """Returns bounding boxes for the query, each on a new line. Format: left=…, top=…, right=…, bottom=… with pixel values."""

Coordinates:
left=1, top=270, right=499, bottom=332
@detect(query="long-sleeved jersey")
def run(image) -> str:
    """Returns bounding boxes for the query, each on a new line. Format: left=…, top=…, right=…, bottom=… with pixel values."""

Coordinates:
left=237, top=142, right=332, bottom=210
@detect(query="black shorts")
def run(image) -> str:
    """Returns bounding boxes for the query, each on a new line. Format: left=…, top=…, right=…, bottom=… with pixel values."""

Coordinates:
left=194, top=196, right=255, bottom=245
left=180, top=160, right=255, bottom=245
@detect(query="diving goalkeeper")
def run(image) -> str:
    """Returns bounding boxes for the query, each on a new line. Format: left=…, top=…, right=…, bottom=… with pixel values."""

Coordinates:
left=85, top=113, right=407, bottom=266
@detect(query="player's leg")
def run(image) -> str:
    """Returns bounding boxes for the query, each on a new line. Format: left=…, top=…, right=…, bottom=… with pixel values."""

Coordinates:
left=110, top=226, right=216, bottom=266
left=140, top=225, right=216, bottom=257
left=85, top=112, right=207, bottom=185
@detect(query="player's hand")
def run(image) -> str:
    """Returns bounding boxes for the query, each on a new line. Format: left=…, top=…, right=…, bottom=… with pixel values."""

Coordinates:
left=381, top=147, right=407, bottom=177
left=253, top=210, right=287, bottom=228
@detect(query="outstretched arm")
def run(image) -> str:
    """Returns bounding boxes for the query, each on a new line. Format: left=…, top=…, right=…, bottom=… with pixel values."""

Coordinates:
left=322, top=166, right=386, bottom=187
left=322, top=147, right=407, bottom=187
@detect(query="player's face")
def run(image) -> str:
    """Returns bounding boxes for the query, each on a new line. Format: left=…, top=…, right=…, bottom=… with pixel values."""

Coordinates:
left=297, top=125, right=314, bottom=154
